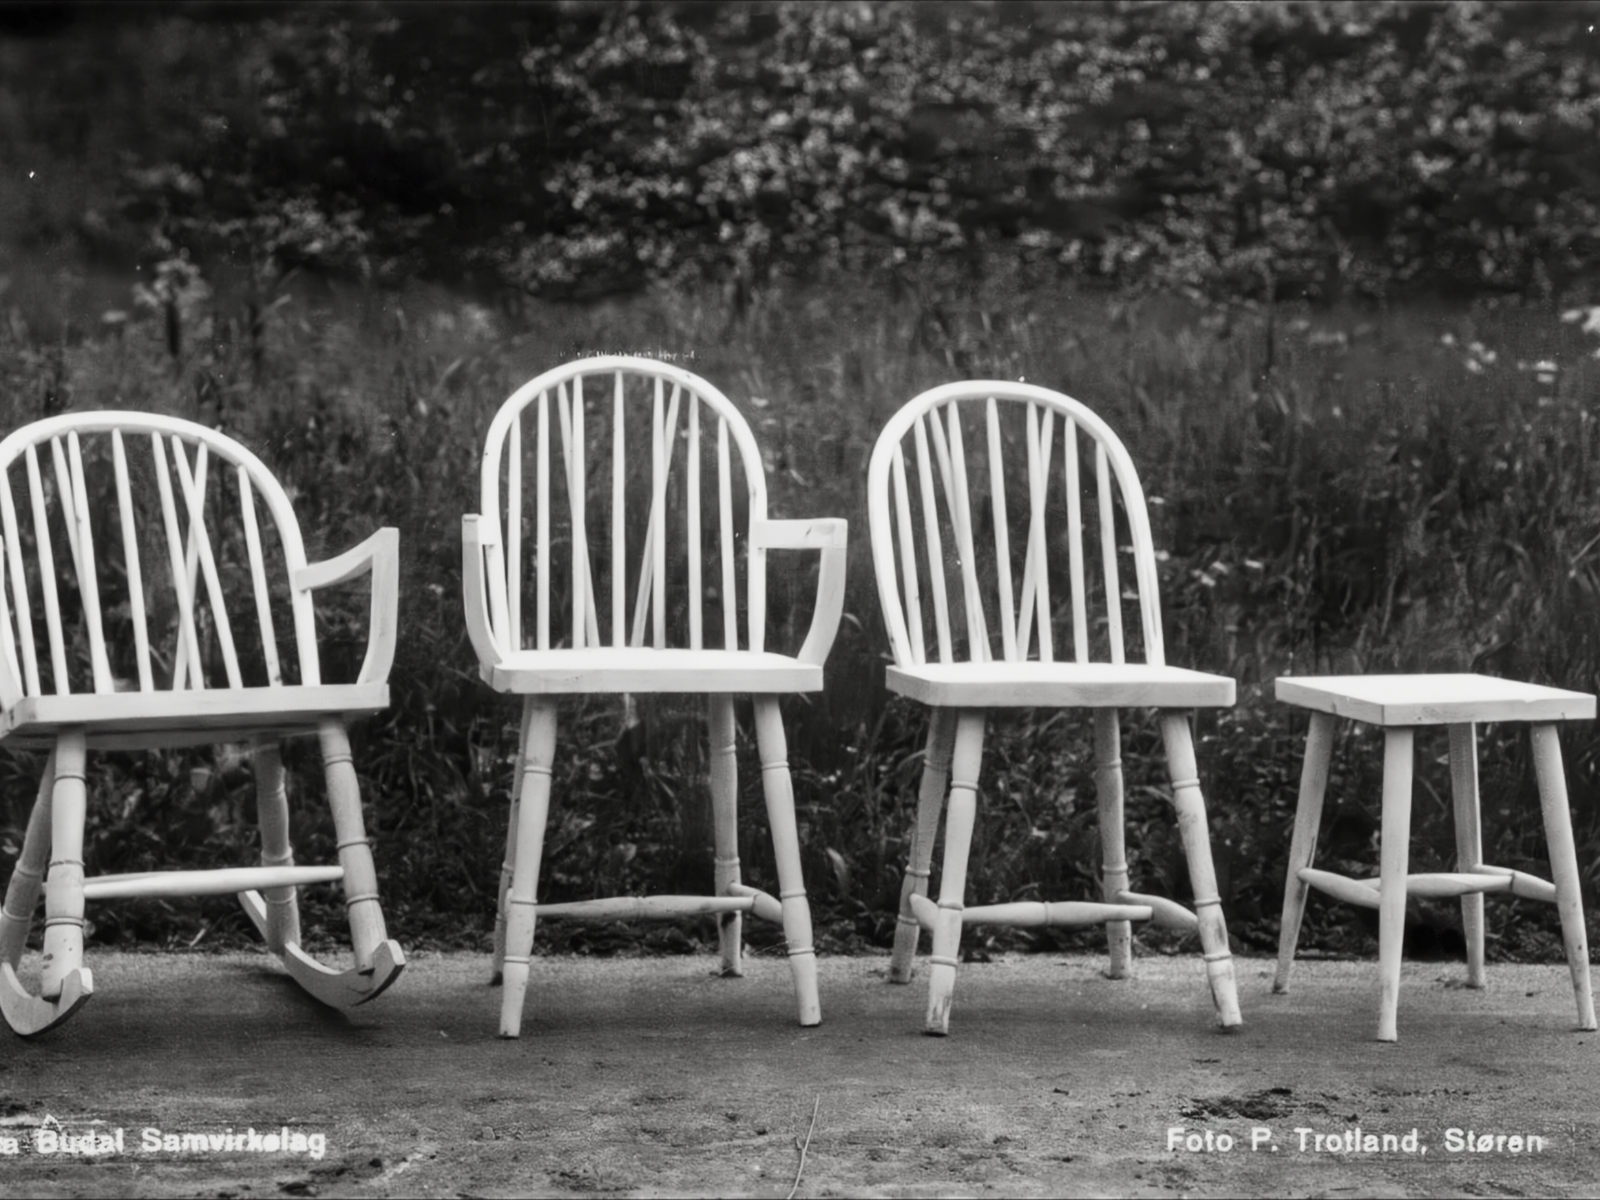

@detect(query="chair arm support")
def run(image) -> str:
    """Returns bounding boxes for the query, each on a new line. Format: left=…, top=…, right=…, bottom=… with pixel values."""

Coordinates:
left=294, top=528, right=399, bottom=685
left=752, top=518, right=848, bottom=667
left=461, top=515, right=508, bottom=666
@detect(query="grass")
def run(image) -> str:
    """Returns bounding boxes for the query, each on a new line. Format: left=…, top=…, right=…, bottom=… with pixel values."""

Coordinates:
left=2, top=254, right=1599, bottom=964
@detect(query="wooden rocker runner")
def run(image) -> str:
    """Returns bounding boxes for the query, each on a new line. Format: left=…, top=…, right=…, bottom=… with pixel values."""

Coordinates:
left=867, top=381, right=1242, bottom=1035
left=463, top=357, right=846, bottom=1037
left=0, top=413, right=404, bottom=1036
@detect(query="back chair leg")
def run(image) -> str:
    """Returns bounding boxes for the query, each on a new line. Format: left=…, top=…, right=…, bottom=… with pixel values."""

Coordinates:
left=709, top=695, right=744, bottom=978
left=1447, top=722, right=1487, bottom=989
left=1376, top=727, right=1415, bottom=1042
left=1094, top=709, right=1131, bottom=979
left=501, top=698, right=559, bottom=1038
left=752, top=697, right=820, bottom=1027
left=890, top=708, right=955, bottom=985
left=251, top=740, right=301, bottom=955
left=1159, top=713, right=1242, bottom=1030
left=1274, top=711, right=1335, bottom=995
left=0, top=738, right=93, bottom=1038
left=491, top=713, right=530, bottom=986
left=924, top=709, right=987, bottom=1037
left=0, top=750, right=55, bottom=973
left=1529, top=722, right=1598, bottom=1031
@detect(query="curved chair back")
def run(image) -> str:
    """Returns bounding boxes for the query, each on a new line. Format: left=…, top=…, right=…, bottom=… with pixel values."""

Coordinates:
left=0, top=412, right=319, bottom=705
left=476, top=355, right=775, bottom=654
left=867, top=381, right=1166, bottom=669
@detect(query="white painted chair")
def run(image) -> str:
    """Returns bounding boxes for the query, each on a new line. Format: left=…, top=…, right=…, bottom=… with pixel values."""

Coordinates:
left=868, top=381, right=1242, bottom=1035
left=1274, top=674, right=1597, bottom=1041
left=0, top=412, right=404, bottom=1037
left=462, top=356, right=846, bottom=1038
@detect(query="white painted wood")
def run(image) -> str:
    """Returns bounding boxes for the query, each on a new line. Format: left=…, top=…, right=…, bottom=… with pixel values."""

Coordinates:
left=65, top=434, right=113, bottom=694
left=719, top=417, right=737, bottom=650
left=0, top=412, right=405, bottom=1032
left=984, top=397, right=1017, bottom=661
left=1064, top=418, right=1088, bottom=662
left=884, top=661, right=1234, bottom=709
left=533, top=895, right=767, bottom=920
left=465, top=357, right=843, bottom=1036
left=1275, top=673, right=1597, bottom=726
left=867, top=382, right=1241, bottom=1035
left=688, top=396, right=702, bottom=650
left=1529, top=722, right=1597, bottom=1030
left=25, top=445, right=69, bottom=693
left=0, top=475, right=40, bottom=697
left=1448, top=721, right=1486, bottom=987
left=84, top=865, right=343, bottom=901
left=1274, top=710, right=1335, bottom=994
left=890, top=448, right=925, bottom=665
left=889, top=708, right=953, bottom=985
left=508, top=402, right=523, bottom=650
left=914, top=416, right=953, bottom=662
left=1095, top=708, right=1131, bottom=977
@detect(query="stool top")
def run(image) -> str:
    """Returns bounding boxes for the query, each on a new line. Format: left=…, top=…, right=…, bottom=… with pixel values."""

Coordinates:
left=1274, top=673, right=1596, bottom=726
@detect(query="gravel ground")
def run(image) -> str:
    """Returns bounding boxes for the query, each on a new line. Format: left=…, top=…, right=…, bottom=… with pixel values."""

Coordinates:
left=1, top=948, right=1596, bottom=1197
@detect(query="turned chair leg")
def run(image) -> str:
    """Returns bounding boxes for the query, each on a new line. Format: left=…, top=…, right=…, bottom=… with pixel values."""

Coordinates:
left=1447, top=722, right=1487, bottom=989
left=0, top=751, right=55, bottom=974
left=1376, top=727, right=1415, bottom=1042
left=890, top=708, right=955, bottom=985
left=40, top=731, right=90, bottom=1003
left=752, top=697, right=820, bottom=1027
left=1159, top=713, right=1242, bottom=1029
left=491, top=706, right=531, bottom=987
left=1093, top=709, right=1131, bottom=979
left=252, top=740, right=301, bottom=955
left=318, top=719, right=388, bottom=972
left=924, top=709, right=987, bottom=1036
left=709, top=695, right=743, bottom=979
left=1275, top=711, right=1335, bottom=994
left=1529, top=723, right=1598, bottom=1031
left=501, top=698, right=558, bottom=1038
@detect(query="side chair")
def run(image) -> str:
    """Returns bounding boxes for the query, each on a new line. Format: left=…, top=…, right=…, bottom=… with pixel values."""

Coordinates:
left=867, top=381, right=1242, bottom=1035
left=462, top=356, right=846, bottom=1037
left=0, top=412, right=404, bottom=1036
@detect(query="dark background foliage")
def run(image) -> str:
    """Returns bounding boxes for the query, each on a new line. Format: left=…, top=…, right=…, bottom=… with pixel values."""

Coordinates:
left=3, top=0, right=1600, bottom=963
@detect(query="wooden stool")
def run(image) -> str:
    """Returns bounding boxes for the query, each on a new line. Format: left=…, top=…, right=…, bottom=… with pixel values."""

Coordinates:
left=1273, top=674, right=1597, bottom=1042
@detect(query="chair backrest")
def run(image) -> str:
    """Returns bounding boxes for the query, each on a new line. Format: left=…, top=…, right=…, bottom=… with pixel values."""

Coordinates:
left=477, top=356, right=775, bottom=654
left=868, top=381, right=1167, bottom=669
left=0, top=412, right=320, bottom=706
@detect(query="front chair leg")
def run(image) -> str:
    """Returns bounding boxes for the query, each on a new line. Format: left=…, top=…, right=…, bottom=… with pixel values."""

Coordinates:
left=709, top=694, right=743, bottom=978
left=924, top=709, right=987, bottom=1036
left=40, top=730, right=90, bottom=1003
left=501, top=698, right=558, bottom=1038
left=1159, top=712, right=1242, bottom=1030
left=1529, top=723, right=1597, bottom=1031
left=752, top=696, right=820, bottom=1027
left=891, top=708, right=955, bottom=985
left=319, top=719, right=388, bottom=971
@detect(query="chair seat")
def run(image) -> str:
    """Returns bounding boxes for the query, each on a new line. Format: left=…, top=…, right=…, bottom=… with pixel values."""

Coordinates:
left=884, top=661, right=1236, bottom=708
left=480, top=648, right=824, bottom=695
left=1275, top=673, right=1596, bottom=726
left=0, top=684, right=390, bottom=751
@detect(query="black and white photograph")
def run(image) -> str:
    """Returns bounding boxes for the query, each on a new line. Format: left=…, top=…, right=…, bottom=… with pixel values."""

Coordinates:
left=1, top=1, right=1598, bottom=1195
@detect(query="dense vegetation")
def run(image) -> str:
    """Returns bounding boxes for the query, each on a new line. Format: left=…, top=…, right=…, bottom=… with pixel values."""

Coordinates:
left=2, top=1, right=1599, bottom=963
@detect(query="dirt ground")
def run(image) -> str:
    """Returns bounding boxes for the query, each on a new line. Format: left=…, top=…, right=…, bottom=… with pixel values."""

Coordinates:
left=1, top=947, right=1596, bottom=1198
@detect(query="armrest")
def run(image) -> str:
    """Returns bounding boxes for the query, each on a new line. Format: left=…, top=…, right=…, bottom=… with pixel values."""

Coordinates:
left=294, top=527, right=399, bottom=685
left=751, top=517, right=848, bottom=666
left=461, top=514, right=508, bottom=666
